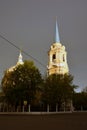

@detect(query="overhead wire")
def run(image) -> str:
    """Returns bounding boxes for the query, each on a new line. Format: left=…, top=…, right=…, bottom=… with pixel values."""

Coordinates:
left=0, top=34, right=46, bottom=68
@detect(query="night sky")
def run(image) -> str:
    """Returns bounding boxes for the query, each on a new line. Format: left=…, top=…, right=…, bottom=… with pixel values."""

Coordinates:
left=0, top=0, right=87, bottom=92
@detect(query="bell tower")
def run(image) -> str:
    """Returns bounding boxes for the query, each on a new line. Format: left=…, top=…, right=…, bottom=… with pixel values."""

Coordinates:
left=47, top=20, right=69, bottom=75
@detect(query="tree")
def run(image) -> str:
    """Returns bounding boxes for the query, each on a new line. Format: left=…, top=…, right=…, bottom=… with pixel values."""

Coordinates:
left=1, top=60, right=42, bottom=107
left=73, top=86, right=87, bottom=111
left=42, top=74, right=75, bottom=110
left=73, top=92, right=87, bottom=110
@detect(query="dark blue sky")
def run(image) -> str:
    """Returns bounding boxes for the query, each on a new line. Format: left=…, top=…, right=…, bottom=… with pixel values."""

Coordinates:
left=0, top=0, right=87, bottom=92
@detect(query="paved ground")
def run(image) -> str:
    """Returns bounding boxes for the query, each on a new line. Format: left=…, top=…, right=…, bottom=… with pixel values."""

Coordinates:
left=0, top=112, right=87, bottom=130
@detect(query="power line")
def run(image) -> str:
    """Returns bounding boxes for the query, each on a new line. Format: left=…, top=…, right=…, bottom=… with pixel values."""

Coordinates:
left=0, top=34, right=46, bottom=68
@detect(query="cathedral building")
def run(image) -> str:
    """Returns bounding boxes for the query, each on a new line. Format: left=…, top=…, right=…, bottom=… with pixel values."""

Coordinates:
left=47, top=21, right=69, bottom=75
left=7, top=21, right=69, bottom=76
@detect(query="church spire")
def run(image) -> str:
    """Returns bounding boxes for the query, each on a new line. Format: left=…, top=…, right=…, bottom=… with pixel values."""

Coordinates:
left=17, top=50, right=24, bottom=65
left=55, top=20, right=60, bottom=43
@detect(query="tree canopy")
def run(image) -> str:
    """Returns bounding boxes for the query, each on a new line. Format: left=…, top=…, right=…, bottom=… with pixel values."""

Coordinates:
left=42, top=74, right=75, bottom=109
left=1, top=60, right=42, bottom=106
left=1, top=60, right=78, bottom=111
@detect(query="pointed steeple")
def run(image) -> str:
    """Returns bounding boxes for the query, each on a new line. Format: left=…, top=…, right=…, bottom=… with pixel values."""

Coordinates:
left=17, top=50, right=24, bottom=65
left=55, top=20, right=60, bottom=43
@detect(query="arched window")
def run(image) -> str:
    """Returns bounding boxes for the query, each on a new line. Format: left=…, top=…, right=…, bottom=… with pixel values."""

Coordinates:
left=52, top=54, right=56, bottom=60
left=63, top=54, right=65, bottom=62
